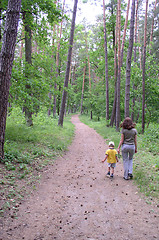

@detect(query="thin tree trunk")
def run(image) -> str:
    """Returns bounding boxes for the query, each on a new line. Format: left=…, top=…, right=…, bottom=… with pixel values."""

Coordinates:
left=85, top=33, right=91, bottom=90
left=20, top=28, right=24, bottom=59
left=72, top=63, right=76, bottom=84
left=48, top=26, right=56, bottom=117
left=58, top=0, right=78, bottom=126
left=0, top=0, right=21, bottom=159
left=23, top=12, right=33, bottom=126
left=125, top=0, right=135, bottom=117
left=111, top=0, right=115, bottom=50
left=0, top=6, right=1, bottom=43
left=134, top=0, right=138, bottom=63
left=142, top=0, right=149, bottom=134
left=121, top=0, right=130, bottom=66
left=80, top=65, right=86, bottom=114
left=110, top=82, right=117, bottom=127
left=53, top=0, right=65, bottom=117
left=111, top=0, right=130, bottom=127
left=103, top=0, right=109, bottom=120
left=149, top=0, right=157, bottom=54
left=138, top=28, right=142, bottom=70
left=85, top=32, right=92, bottom=119
left=110, top=4, right=118, bottom=127
left=116, top=0, right=121, bottom=131
left=131, top=0, right=139, bottom=121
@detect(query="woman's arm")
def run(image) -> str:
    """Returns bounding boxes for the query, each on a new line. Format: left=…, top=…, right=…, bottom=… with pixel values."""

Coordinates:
left=117, top=134, right=124, bottom=154
left=134, top=134, right=137, bottom=153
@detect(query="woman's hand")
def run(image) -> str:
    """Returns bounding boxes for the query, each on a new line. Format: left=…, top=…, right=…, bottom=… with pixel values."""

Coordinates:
left=117, top=148, right=120, bottom=154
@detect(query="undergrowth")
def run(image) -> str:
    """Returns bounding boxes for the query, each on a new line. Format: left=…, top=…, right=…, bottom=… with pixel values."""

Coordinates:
left=80, top=114, right=159, bottom=205
left=0, top=108, right=75, bottom=217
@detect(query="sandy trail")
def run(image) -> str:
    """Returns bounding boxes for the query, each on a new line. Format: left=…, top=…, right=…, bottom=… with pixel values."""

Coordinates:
left=1, top=115, right=158, bottom=240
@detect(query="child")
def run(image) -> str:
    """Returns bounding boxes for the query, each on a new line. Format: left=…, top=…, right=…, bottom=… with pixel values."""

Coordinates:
left=102, top=141, right=118, bottom=178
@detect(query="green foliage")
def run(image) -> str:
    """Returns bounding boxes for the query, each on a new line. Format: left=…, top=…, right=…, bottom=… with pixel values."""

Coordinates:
left=137, top=124, right=159, bottom=155
left=134, top=150, right=159, bottom=199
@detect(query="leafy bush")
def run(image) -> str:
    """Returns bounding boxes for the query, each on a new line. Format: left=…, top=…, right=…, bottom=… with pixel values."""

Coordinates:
left=136, top=123, right=159, bottom=155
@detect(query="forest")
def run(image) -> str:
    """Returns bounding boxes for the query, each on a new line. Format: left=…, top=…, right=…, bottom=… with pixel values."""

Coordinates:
left=0, top=0, right=159, bottom=215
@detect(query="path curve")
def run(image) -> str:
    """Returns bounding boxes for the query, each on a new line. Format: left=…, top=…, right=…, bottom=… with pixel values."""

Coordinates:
left=1, top=115, right=159, bottom=240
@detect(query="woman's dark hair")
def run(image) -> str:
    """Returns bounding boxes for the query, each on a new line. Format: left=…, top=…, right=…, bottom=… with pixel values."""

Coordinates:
left=120, top=117, right=136, bottom=129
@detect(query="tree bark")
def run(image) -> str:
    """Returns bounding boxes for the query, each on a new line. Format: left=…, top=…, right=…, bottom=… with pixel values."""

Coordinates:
left=103, top=0, right=109, bottom=120
left=0, top=7, right=1, bottom=43
left=131, top=0, right=139, bottom=121
left=149, top=0, right=157, bottom=54
left=134, top=0, right=138, bottom=63
left=110, top=3, right=118, bottom=127
left=20, top=28, right=24, bottom=59
left=48, top=26, right=56, bottom=117
left=58, top=0, right=78, bottom=126
left=138, top=28, right=142, bottom=70
left=0, top=0, right=21, bottom=159
left=85, top=33, right=91, bottom=90
left=116, top=0, right=121, bottom=131
left=125, top=0, right=135, bottom=117
left=85, top=32, right=92, bottom=119
left=53, top=0, right=65, bottom=117
left=142, top=0, right=149, bottom=134
left=23, top=11, right=33, bottom=126
left=121, top=0, right=130, bottom=66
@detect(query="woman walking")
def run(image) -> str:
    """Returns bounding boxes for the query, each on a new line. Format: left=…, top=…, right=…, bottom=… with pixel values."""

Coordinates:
left=117, top=117, right=137, bottom=180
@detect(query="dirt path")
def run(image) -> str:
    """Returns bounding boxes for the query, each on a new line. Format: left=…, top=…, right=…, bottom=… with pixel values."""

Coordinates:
left=1, top=115, right=159, bottom=240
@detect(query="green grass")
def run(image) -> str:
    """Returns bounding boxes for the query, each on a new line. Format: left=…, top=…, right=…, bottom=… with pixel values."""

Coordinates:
left=0, top=108, right=75, bottom=216
left=80, top=114, right=159, bottom=204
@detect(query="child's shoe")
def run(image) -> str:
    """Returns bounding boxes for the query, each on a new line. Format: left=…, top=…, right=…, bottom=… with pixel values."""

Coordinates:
left=110, top=173, right=114, bottom=178
left=106, top=172, right=110, bottom=177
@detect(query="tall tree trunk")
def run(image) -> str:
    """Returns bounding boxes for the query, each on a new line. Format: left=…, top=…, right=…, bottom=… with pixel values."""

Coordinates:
left=103, top=0, right=109, bottom=120
left=53, top=0, right=65, bottom=117
left=142, top=0, right=149, bottom=134
left=58, top=0, right=78, bottom=126
left=111, top=0, right=130, bottom=127
left=111, top=0, right=115, bottom=50
left=20, top=28, right=24, bottom=59
left=110, top=3, right=118, bottom=127
left=134, top=0, right=138, bottom=63
left=121, top=0, right=130, bottom=66
left=0, top=5, right=2, bottom=43
left=131, top=0, right=139, bottom=121
left=80, top=65, right=86, bottom=114
left=85, top=32, right=92, bottom=119
left=48, top=26, right=56, bottom=117
left=149, top=0, right=157, bottom=54
left=138, top=28, right=142, bottom=70
left=85, top=33, right=91, bottom=90
left=0, top=0, right=21, bottom=159
left=110, top=82, right=117, bottom=127
left=125, top=0, right=135, bottom=117
left=116, top=0, right=121, bottom=131
left=23, top=11, right=33, bottom=126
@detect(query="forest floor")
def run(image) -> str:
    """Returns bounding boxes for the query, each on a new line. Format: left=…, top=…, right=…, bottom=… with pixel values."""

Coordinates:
left=0, top=115, right=159, bottom=240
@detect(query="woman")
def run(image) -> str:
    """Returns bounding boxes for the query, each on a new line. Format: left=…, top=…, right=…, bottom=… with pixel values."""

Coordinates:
left=118, top=117, right=137, bottom=180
